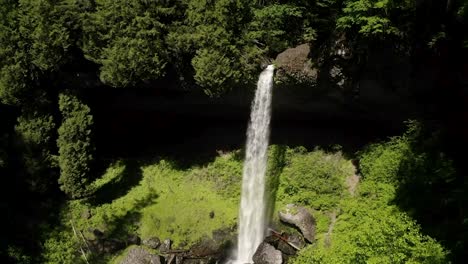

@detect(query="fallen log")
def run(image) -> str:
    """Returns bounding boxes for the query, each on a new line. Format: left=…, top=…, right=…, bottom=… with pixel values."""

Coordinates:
left=268, top=228, right=302, bottom=251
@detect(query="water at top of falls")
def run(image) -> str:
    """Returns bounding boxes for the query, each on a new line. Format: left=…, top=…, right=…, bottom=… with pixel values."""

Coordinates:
left=233, top=65, right=274, bottom=264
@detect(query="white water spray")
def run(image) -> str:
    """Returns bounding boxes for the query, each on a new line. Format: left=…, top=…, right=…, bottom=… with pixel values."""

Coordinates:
left=234, top=65, right=274, bottom=264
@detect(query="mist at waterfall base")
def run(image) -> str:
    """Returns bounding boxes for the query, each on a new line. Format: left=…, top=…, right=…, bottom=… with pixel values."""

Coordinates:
left=229, top=65, right=274, bottom=264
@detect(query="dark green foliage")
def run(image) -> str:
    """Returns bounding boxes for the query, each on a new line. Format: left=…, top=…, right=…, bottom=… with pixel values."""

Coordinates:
left=6, top=245, right=32, bottom=264
left=18, top=0, right=74, bottom=71
left=57, top=93, right=94, bottom=198
left=168, top=0, right=260, bottom=95
left=0, top=0, right=27, bottom=105
left=248, top=4, right=304, bottom=53
left=359, top=121, right=457, bottom=198
left=82, top=0, right=177, bottom=87
left=15, top=111, right=57, bottom=193
left=191, top=48, right=243, bottom=96
left=0, top=0, right=82, bottom=105
left=337, top=0, right=414, bottom=39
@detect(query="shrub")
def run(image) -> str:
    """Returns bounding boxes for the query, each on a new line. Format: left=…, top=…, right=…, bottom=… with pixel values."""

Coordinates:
left=57, top=93, right=94, bottom=198
left=277, top=147, right=353, bottom=210
left=15, top=111, right=56, bottom=192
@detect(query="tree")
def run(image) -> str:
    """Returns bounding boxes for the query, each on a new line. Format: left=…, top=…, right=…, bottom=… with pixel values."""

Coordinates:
left=17, top=0, right=76, bottom=71
left=247, top=4, right=304, bottom=54
left=0, top=0, right=83, bottom=105
left=82, top=0, right=177, bottom=87
left=57, top=92, right=94, bottom=198
left=0, top=0, right=29, bottom=105
left=15, top=111, right=57, bottom=193
left=337, top=0, right=414, bottom=39
left=167, top=0, right=263, bottom=96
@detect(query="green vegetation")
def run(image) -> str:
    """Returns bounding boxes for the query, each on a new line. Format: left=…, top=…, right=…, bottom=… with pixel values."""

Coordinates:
left=42, top=156, right=242, bottom=263
left=15, top=111, right=56, bottom=193
left=337, top=0, right=414, bottom=39
left=291, top=122, right=452, bottom=263
left=38, top=138, right=453, bottom=263
left=57, top=92, right=95, bottom=198
left=0, top=0, right=466, bottom=263
left=82, top=0, right=178, bottom=87
left=276, top=147, right=353, bottom=210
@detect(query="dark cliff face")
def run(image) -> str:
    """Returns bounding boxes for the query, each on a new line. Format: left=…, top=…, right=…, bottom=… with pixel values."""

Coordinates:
left=72, top=37, right=468, bottom=160
left=86, top=85, right=404, bottom=159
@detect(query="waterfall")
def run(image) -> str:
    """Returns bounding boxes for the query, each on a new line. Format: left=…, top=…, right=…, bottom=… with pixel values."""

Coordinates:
left=235, top=65, right=274, bottom=264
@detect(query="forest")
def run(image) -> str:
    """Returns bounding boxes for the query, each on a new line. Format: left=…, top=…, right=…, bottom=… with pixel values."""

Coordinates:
left=1, top=0, right=467, bottom=263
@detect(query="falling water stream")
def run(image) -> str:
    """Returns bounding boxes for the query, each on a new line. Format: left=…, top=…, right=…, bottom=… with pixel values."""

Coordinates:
left=234, top=65, right=275, bottom=264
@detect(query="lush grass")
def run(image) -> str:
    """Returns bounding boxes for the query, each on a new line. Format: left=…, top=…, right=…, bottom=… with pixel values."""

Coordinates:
left=138, top=162, right=238, bottom=246
left=42, top=156, right=242, bottom=263
left=41, top=141, right=449, bottom=264
left=41, top=147, right=358, bottom=263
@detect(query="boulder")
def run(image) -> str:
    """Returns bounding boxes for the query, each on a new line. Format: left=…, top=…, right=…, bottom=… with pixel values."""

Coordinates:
left=182, top=259, right=205, bottom=264
left=263, top=232, right=303, bottom=256
left=252, top=242, right=282, bottom=264
left=279, top=205, right=316, bottom=243
left=127, top=234, right=141, bottom=245
left=182, top=258, right=213, bottom=264
left=90, top=238, right=125, bottom=254
left=159, top=238, right=172, bottom=252
left=143, top=237, right=161, bottom=249
left=119, top=246, right=162, bottom=264
left=277, top=240, right=296, bottom=256
left=190, top=237, right=221, bottom=257
left=274, top=44, right=317, bottom=86
left=286, top=234, right=305, bottom=250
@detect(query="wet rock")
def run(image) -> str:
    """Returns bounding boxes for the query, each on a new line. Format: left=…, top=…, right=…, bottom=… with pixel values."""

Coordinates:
left=263, top=232, right=303, bottom=256
left=286, top=234, right=305, bottom=250
left=277, top=241, right=296, bottom=256
left=330, top=65, right=347, bottom=89
left=190, top=237, right=220, bottom=257
left=253, top=242, right=283, bottom=264
left=119, top=246, right=161, bottom=264
left=275, top=44, right=317, bottom=86
left=264, top=235, right=280, bottom=247
left=182, top=259, right=205, bottom=264
left=127, top=234, right=141, bottom=245
left=159, top=238, right=172, bottom=253
left=143, top=237, right=161, bottom=249
left=279, top=205, right=316, bottom=243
